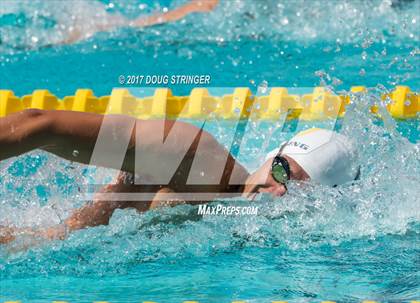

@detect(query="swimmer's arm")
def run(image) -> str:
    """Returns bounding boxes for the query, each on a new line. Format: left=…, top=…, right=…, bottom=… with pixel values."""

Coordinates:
left=0, top=109, right=248, bottom=197
left=0, top=109, right=246, bottom=178
left=0, top=193, right=182, bottom=245
left=130, top=0, right=219, bottom=27
left=62, top=0, right=219, bottom=44
left=0, top=174, right=167, bottom=245
left=0, top=200, right=119, bottom=244
left=0, top=109, right=137, bottom=170
left=41, top=199, right=123, bottom=241
left=0, top=191, right=127, bottom=244
left=0, top=110, right=163, bottom=170
left=0, top=109, right=109, bottom=165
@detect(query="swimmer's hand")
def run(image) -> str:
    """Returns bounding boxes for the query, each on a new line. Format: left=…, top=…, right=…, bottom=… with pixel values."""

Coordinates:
left=242, top=159, right=287, bottom=200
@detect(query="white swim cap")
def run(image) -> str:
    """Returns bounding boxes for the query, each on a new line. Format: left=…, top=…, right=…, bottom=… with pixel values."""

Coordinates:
left=266, top=128, right=359, bottom=186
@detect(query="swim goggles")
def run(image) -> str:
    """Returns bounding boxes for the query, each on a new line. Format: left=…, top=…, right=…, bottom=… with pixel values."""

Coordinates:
left=271, top=155, right=291, bottom=185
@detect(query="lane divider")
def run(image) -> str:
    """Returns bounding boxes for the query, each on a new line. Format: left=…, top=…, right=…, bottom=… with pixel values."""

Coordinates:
left=0, top=86, right=418, bottom=120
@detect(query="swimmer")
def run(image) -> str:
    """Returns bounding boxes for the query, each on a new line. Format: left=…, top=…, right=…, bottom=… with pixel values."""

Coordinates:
left=63, top=0, right=219, bottom=44
left=0, top=109, right=358, bottom=244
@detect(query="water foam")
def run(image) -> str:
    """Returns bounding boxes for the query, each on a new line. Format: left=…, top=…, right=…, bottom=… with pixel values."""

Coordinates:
left=0, top=0, right=418, bottom=53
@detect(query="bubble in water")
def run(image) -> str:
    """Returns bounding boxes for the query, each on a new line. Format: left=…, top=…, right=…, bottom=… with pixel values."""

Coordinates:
left=72, top=150, right=79, bottom=158
left=361, top=51, right=368, bottom=60
left=381, top=48, right=387, bottom=56
left=281, top=18, right=289, bottom=25
left=359, top=68, right=366, bottom=76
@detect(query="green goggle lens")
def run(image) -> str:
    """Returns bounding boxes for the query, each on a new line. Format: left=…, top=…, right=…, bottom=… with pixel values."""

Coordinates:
left=271, top=164, right=288, bottom=184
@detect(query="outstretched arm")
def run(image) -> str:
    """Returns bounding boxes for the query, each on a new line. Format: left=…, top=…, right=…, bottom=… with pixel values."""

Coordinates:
left=0, top=175, right=127, bottom=245
left=63, top=0, right=219, bottom=44
left=0, top=109, right=248, bottom=183
left=0, top=200, right=122, bottom=245
left=130, top=0, right=219, bottom=27
left=0, top=172, right=175, bottom=245
left=0, top=109, right=192, bottom=172
left=0, top=109, right=133, bottom=170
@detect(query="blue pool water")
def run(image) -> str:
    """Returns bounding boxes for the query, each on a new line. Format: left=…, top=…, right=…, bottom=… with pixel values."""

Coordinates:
left=0, top=0, right=419, bottom=302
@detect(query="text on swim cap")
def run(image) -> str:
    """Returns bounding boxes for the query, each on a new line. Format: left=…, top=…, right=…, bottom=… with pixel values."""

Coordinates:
left=285, top=141, right=310, bottom=150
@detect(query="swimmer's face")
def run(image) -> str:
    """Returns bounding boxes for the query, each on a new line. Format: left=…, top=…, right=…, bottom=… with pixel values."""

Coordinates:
left=242, top=155, right=309, bottom=199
